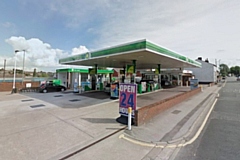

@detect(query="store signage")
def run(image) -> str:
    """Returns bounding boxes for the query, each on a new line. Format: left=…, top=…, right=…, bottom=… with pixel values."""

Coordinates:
left=119, top=83, right=137, bottom=117
left=155, top=68, right=160, bottom=74
left=89, top=68, right=96, bottom=74
left=126, top=65, right=134, bottom=74
left=85, top=52, right=91, bottom=59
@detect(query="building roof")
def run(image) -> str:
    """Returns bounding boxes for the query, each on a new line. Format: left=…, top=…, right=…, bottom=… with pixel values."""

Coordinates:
left=59, top=39, right=201, bottom=69
left=196, top=59, right=217, bottom=67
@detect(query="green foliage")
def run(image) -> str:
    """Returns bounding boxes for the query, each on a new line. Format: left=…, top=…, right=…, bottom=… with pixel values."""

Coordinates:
left=220, top=64, right=229, bottom=76
left=33, top=69, right=37, bottom=77
left=230, top=66, right=240, bottom=76
left=41, top=72, right=48, bottom=77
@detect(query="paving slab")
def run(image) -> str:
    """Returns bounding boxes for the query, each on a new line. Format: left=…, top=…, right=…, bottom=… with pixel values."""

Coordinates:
left=66, top=132, right=152, bottom=160
left=0, top=121, right=93, bottom=160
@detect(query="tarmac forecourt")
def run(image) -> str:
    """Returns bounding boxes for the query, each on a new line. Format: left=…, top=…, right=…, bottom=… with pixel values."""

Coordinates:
left=0, top=82, right=222, bottom=159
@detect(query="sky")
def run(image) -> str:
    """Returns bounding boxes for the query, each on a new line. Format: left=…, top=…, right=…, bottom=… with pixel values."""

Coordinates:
left=1, top=0, right=240, bottom=72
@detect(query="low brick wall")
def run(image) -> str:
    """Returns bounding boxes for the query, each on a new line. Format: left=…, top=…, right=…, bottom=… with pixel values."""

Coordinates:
left=0, top=82, right=40, bottom=92
left=134, top=87, right=201, bottom=126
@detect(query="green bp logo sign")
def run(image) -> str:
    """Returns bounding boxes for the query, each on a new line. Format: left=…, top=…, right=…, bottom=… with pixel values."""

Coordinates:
left=85, top=52, right=91, bottom=59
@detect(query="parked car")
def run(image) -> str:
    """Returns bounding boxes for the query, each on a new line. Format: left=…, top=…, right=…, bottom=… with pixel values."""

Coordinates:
left=39, top=83, right=66, bottom=93
left=237, top=76, right=240, bottom=81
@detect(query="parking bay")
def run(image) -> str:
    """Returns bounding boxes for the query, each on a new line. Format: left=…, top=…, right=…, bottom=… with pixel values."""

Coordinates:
left=21, top=91, right=114, bottom=109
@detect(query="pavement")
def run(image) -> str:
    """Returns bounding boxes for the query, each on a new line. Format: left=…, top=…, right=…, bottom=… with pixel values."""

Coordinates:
left=122, top=85, right=219, bottom=144
left=0, top=83, right=223, bottom=160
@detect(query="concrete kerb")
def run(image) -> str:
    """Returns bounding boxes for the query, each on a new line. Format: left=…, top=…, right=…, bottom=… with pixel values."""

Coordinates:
left=167, top=93, right=217, bottom=144
left=120, top=84, right=222, bottom=148
left=166, top=85, right=220, bottom=146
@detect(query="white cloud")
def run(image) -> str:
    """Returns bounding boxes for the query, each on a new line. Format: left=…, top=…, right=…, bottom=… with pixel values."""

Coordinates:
left=87, top=0, right=240, bottom=67
left=71, top=45, right=89, bottom=55
left=40, top=0, right=240, bottom=67
left=2, top=0, right=240, bottom=71
left=4, top=36, right=89, bottom=72
left=5, top=36, right=30, bottom=51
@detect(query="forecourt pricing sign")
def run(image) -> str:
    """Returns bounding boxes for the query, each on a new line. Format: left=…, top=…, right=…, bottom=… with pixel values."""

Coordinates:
left=119, top=83, right=137, bottom=118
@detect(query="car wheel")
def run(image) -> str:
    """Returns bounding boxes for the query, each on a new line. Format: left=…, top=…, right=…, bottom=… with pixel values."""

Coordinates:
left=61, top=88, right=65, bottom=92
left=43, top=89, right=47, bottom=93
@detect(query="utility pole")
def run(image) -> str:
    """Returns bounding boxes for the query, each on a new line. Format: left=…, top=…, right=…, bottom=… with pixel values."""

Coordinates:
left=3, top=59, right=6, bottom=82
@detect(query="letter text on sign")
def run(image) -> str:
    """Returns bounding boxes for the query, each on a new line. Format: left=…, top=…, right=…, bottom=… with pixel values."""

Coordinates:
left=119, top=83, right=137, bottom=117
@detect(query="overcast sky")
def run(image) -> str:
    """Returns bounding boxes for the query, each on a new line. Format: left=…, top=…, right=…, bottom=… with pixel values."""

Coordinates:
left=1, top=0, right=240, bottom=72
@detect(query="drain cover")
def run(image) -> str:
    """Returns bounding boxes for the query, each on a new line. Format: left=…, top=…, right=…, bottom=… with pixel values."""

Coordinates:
left=172, top=110, right=181, bottom=114
left=22, top=99, right=34, bottom=102
left=69, top=99, right=81, bottom=102
left=30, top=104, right=45, bottom=108
left=54, top=95, right=63, bottom=97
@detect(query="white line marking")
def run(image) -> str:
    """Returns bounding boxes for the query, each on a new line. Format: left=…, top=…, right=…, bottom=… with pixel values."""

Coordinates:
left=181, top=97, right=218, bottom=146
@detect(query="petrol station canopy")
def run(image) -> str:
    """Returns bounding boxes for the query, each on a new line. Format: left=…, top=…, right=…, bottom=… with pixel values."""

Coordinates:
left=59, top=39, right=201, bottom=70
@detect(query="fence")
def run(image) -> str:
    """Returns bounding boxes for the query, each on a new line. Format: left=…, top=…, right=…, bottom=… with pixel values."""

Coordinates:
left=0, top=81, right=41, bottom=92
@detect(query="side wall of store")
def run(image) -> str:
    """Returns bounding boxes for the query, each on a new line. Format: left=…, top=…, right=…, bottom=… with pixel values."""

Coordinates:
left=56, top=69, right=113, bottom=90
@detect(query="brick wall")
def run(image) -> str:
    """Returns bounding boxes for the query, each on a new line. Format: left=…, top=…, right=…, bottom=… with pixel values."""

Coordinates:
left=0, top=82, right=40, bottom=92
left=134, top=87, right=201, bottom=126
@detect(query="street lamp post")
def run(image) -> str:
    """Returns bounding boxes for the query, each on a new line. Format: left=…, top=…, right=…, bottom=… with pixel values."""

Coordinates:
left=12, top=50, right=19, bottom=94
left=22, top=50, right=26, bottom=85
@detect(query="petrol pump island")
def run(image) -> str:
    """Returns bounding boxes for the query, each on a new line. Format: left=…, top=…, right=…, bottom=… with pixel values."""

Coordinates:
left=58, top=39, right=201, bottom=124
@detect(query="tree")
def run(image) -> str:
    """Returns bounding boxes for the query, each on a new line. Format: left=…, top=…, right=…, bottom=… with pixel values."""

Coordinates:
left=41, top=72, right=48, bottom=77
left=220, top=63, right=229, bottom=77
left=230, top=66, right=240, bottom=76
left=33, top=68, right=37, bottom=77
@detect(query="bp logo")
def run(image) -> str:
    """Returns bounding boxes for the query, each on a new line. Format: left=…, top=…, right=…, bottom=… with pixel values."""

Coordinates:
left=85, top=52, right=91, bottom=59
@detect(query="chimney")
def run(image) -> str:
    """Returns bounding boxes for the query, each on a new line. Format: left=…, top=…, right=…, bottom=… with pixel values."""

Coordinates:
left=198, top=57, right=202, bottom=60
left=205, top=58, right=209, bottom=63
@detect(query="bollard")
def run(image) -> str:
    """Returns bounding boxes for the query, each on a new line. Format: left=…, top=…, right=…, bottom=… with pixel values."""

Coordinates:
left=128, top=107, right=132, bottom=130
left=201, top=85, right=203, bottom=92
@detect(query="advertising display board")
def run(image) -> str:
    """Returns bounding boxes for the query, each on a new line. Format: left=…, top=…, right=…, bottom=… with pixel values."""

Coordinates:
left=190, top=79, right=199, bottom=90
left=119, top=83, right=137, bottom=118
left=26, top=83, right=31, bottom=88
left=110, top=83, right=119, bottom=98
left=73, top=81, right=79, bottom=93
left=141, top=82, right=146, bottom=92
